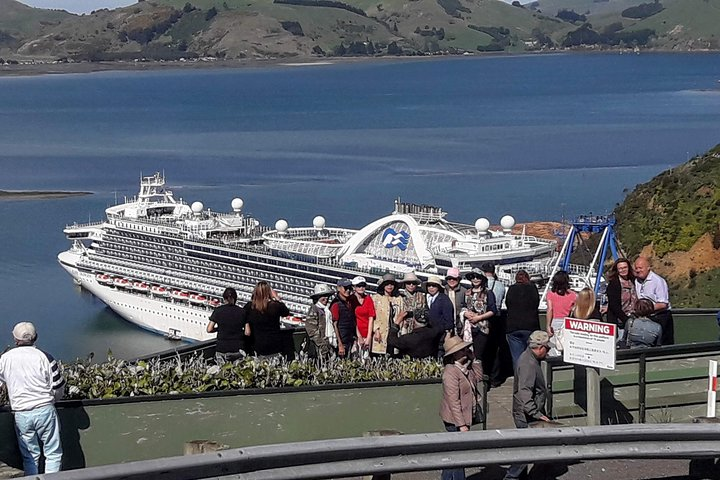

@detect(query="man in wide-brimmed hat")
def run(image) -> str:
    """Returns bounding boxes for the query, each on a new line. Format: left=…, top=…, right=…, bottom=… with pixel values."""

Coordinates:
left=304, top=283, right=339, bottom=358
left=399, top=271, right=428, bottom=334
left=444, top=267, right=466, bottom=335
left=505, top=330, right=551, bottom=480
left=424, top=275, right=455, bottom=356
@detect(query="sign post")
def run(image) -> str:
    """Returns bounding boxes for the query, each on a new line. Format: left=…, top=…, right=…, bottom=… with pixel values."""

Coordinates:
left=562, top=318, right=617, bottom=426
left=707, top=360, right=718, bottom=418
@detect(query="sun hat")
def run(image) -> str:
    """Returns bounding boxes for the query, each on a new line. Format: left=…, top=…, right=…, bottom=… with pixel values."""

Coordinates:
left=424, top=275, right=444, bottom=289
left=528, top=330, right=550, bottom=349
left=480, top=262, right=496, bottom=274
left=337, top=278, right=352, bottom=288
left=443, top=335, right=472, bottom=357
left=465, top=268, right=484, bottom=280
left=445, top=267, right=461, bottom=280
left=351, top=276, right=367, bottom=287
left=377, top=273, right=399, bottom=293
left=401, top=271, right=421, bottom=285
left=12, top=322, right=37, bottom=343
left=310, top=283, right=334, bottom=300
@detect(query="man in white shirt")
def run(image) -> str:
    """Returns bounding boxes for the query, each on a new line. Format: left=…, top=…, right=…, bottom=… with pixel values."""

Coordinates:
left=0, top=322, right=65, bottom=474
left=634, top=256, right=674, bottom=345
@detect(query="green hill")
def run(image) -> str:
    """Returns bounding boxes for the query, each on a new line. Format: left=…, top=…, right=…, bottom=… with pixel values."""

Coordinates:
left=1, top=0, right=718, bottom=62
left=614, top=144, right=720, bottom=307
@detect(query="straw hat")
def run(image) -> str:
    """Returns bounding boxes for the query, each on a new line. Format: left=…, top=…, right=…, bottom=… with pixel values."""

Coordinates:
left=377, top=273, right=400, bottom=293
left=310, top=283, right=334, bottom=300
left=443, top=335, right=472, bottom=357
left=401, top=271, right=421, bottom=285
left=424, top=275, right=444, bottom=289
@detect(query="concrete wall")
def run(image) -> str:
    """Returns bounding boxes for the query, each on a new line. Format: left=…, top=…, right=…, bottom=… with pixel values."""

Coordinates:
left=0, top=382, right=443, bottom=471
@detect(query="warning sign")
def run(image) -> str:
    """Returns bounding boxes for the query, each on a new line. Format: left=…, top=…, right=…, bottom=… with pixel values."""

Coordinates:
left=563, top=318, right=616, bottom=370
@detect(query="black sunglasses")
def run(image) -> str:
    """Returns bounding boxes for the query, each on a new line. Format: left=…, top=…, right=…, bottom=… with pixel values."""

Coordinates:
left=355, top=283, right=367, bottom=288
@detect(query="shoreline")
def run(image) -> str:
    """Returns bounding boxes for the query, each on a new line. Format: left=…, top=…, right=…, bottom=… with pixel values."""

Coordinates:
left=0, top=190, right=93, bottom=200
left=2, top=49, right=720, bottom=78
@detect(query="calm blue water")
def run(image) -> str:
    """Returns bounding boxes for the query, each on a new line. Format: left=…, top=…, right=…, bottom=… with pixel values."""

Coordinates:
left=1, top=53, right=719, bottom=360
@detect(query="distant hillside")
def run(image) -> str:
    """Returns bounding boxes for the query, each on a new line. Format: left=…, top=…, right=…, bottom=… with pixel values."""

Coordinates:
left=1, top=0, right=718, bottom=63
left=614, top=145, right=720, bottom=307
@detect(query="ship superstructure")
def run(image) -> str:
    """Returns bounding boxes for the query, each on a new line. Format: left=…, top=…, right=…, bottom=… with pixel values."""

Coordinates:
left=59, top=173, right=563, bottom=341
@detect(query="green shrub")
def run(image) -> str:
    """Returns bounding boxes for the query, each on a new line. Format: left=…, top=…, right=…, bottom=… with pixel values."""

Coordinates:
left=0, top=355, right=443, bottom=405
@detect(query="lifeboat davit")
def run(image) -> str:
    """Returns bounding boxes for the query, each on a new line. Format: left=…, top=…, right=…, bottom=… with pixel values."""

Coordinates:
left=189, top=293, right=208, bottom=305
left=133, top=281, right=150, bottom=292
left=96, top=274, right=112, bottom=284
left=113, top=278, right=130, bottom=288
left=151, top=285, right=169, bottom=296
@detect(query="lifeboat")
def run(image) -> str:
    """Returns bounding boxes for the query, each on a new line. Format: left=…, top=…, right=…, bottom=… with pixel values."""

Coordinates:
left=133, top=281, right=150, bottom=292
left=171, top=290, right=190, bottom=301
left=113, top=278, right=130, bottom=288
left=96, top=274, right=112, bottom=284
left=151, top=285, right=169, bottom=296
left=189, top=293, right=208, bottom=305
left=208, top=298, right=221, bottom=308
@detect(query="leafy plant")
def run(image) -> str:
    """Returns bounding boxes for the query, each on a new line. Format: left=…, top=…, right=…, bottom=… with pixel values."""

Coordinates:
left=0, top=355, right=443, bottom=405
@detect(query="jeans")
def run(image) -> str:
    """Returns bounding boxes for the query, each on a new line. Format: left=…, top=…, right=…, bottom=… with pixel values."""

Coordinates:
left=440, top=422, right=466, bottom=480
left=504, top=420, right=528, bottom=479
left=14, top=404, right=63, bottom=474
left=506, top=330, right=532, bottom=370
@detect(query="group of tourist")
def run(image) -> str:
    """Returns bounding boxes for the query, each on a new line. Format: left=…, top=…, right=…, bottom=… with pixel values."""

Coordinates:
left=544, top=256, right=673, bottom=352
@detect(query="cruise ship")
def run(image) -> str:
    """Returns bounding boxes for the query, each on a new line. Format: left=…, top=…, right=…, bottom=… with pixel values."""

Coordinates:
left=58, top=173, right=561, bottom=342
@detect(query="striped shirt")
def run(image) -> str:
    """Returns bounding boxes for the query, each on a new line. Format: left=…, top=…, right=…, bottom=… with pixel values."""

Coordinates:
left=0, top=345, right=65, bottom=411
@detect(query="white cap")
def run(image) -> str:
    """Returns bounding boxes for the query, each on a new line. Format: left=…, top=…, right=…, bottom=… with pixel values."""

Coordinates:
left=13, top=322, right=37, bottom=343
left=351, top=276, right=367, bottom=286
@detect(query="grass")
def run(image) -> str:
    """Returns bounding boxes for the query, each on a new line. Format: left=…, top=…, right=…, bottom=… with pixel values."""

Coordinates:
left=670, top=268, right=720, bottom=309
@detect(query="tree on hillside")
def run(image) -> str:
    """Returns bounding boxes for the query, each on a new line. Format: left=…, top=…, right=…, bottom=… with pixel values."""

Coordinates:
left=556, top=9, right=586, bottom=22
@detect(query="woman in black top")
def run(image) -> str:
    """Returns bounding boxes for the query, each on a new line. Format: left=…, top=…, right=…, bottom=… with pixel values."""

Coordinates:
left=504, top=270, right=540, bottom=369
left=244, top=281, right=290, bottom=358
left=206, top=287, right=249, bottom=363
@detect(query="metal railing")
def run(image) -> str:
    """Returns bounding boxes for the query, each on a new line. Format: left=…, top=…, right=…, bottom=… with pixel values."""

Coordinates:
left=35, top=423, right=720, bottom=480
left=545, top=340, right=720, bottom=424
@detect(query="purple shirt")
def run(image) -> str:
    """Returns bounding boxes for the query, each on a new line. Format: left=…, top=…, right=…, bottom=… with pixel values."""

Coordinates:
left=635, top=271, right=671, bottom=309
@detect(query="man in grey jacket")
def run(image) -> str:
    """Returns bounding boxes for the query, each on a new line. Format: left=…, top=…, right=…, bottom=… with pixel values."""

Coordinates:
left=505, top=330, right=551, bottom=480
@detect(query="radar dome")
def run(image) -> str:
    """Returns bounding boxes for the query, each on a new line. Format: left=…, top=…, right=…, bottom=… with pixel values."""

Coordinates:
left=474, top=218, right=490, bottom=234
left=500, top=215, right=515, bottom=232
left=275, top=219, right=289, bottom=233
left=191, top=202, right=204, bottom=214
left=313, top=216, right=326, bottom=229
left=231, top=198, right=244, bottom=212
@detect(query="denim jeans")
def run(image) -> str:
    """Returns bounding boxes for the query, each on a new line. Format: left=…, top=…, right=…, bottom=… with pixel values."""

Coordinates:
left=14, top=404, right=63, bottom=474
left=506, top=330, right=532, bottom=370
left=440, top=422, right=466, bottom=480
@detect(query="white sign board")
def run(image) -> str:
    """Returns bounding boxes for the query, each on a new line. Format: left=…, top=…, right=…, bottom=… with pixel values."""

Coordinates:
left=563, top=317, right=616, bottom=370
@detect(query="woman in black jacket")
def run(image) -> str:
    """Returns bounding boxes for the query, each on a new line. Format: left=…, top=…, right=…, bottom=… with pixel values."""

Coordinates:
left=605, top=258, right=637, bottom=343
left=244, top=281, right=290, bottom=358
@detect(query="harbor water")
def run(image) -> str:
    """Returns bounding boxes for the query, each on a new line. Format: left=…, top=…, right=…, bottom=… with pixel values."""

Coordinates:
left=1, top=53, right=719, bottom=360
